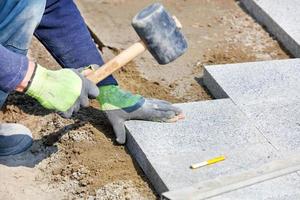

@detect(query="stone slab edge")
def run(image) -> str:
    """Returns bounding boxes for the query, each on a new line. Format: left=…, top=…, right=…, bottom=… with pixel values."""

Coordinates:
left=162, top=154, right=300, bottom=200
left=239, top=0, right=299, bottom=57
left=203, top=67, right=229, bottom=99
left=126, top=126, right=168, bottom=194
left=125, top=100, right=273, bottom=196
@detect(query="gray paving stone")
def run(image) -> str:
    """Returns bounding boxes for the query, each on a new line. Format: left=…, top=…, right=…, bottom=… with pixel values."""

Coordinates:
left=203, top=59, right=300, bottom=106
left=240, top=0, right=300, bottom=57
left=162, top=154, right=300, bottom=200
left=243, top=99, right=300, bottom=152
left=126, top=59, right=300, bottom=197
left=163, top=171, right=300, bottom=200
left=125, top=99, right=277, bottom=194
left=203, top=59, right=300, bottom=151
left=209, top=172, right=300, bottom=200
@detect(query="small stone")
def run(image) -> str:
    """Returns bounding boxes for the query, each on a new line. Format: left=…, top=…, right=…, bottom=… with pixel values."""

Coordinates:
left=168, top=84, right=175, bottom=88
left=52, top=168, right=62, bottom=175
left=72, top=148, right=81, bottom=154
left=79, top=179, right=89, bottom=187
left=75, top=188, right=85, bottom=194
left=52, top=176, right=60, bottom=182
left=80, top=168, right=89, bottom=174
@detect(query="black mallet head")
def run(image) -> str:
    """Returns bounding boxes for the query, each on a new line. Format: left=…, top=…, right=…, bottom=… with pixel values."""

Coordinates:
left=132, top=3, right=188, bottom=65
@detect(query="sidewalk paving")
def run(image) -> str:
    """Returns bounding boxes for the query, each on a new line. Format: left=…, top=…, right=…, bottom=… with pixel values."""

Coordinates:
left=126, top=59, right=300, bottom=198
left=125, top=0, right=300, bottom=198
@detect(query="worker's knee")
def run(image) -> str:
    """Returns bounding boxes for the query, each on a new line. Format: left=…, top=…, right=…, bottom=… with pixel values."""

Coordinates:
left=0, top=0, right=46, bottom=26
left=20, top=0, right=46, bottom=26
left=0, top=0, right=46, bottom=54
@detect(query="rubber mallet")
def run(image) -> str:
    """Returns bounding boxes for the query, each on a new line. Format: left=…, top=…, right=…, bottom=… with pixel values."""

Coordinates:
left=87, top=3, right=188, bottom=83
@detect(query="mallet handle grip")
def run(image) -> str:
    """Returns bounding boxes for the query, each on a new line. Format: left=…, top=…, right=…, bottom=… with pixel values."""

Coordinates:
left=87, top=41, right=147, bottom=83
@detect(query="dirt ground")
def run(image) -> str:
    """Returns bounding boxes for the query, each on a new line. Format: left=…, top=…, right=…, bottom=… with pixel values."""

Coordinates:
left=0, top=0, right=290, bottom=199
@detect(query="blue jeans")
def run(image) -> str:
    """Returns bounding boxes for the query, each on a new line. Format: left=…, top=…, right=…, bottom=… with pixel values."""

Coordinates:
left=0, top=0, right=117, bottom=108
left=0, top=0, right=45, bottom=107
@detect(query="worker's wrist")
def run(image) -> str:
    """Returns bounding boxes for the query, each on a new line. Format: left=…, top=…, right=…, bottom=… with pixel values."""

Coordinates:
left=15, top=61, right=36, bottom=92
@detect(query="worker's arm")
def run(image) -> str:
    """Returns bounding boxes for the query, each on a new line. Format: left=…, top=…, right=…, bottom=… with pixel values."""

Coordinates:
left=34, top=0, right=117, bottom=86
left=0, top=43, right=98, bottom=117
left=33, top=0, right=183, bottom=144
left=0, top=44, right=29, bottom=93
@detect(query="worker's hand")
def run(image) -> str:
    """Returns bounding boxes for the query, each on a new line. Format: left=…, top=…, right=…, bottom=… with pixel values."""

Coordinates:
left=97, top=85, right=184, bottom=144
left=25, top=64, right=99, bottom=118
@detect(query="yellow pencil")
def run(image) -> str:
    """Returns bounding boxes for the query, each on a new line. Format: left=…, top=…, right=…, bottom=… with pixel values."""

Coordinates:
left=190, top=156, right=225, bottom=169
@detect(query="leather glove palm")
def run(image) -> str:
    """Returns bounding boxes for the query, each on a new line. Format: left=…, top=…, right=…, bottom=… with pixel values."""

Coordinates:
left=97, top=85, right=183, bottom=144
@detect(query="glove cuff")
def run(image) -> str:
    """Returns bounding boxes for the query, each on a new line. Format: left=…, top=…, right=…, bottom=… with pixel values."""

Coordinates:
left=25, top=65, right=82, bottom=112
left=97, top=85, right=143, bottom=111
left=25, top=64, right=48, bottom=98
left=23, top=62, right=38, bottom=93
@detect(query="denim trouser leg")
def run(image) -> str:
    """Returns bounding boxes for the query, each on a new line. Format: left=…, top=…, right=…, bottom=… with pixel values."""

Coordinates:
left=34, top=0, right=118, bottom=87
left=0, top=0, right=46, bottom=108
left=0, top=91, right=8, bottom=108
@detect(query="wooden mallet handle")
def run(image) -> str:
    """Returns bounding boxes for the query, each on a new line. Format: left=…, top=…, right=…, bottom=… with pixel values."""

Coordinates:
left=87, top=41, right=146, bottom=84
left=86, top=14, right=183, bottom=84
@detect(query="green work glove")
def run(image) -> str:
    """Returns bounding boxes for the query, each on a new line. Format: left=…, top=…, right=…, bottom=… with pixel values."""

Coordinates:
left=26, top=64, right=99, bottom=118
left=97, top=85, right=183, bottom=144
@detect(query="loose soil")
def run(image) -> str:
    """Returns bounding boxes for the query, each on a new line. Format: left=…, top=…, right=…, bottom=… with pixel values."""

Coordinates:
left=0, top=0, right=289, bottom=199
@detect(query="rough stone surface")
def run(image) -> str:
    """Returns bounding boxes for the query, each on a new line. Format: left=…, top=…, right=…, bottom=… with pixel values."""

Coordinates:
left=126, top=58, right=300, bottom=198
left=121, top=0, right=300, bottom=195
left=125, top=99, right=278, bottom=194
left=163, top=171, right=300, bottom=200
left=240, top=0, right=300, bottom=57
left=204, top=59, right=300, bottom=152
left=242, top=99, right=300, bottom=152
left=204, top=59, right=300, bottom=106
left=209, top=172, right=300, bottom=200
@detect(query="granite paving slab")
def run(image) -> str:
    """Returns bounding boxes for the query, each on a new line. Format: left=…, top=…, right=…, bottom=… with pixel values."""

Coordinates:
left=125, top=99, right=278, bottom=194
left=204, top=59, right=300, bottom=151
left=242, top=99, right=300, bottom=152
left=163, top=153, right=300, bottom=200
left=163, top=170, right=300, bottom=200
left=126, top=59, right=300, bottom=197
left=209, top=172, right=300, bottom=200
left=203, top=59, right=300, bottom=106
